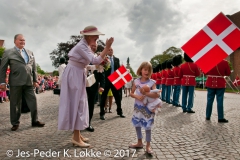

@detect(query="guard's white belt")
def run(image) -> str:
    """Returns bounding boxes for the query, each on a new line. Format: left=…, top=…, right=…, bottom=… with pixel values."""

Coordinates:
left=183, top=75, right=195, bottom=77
left=208, top=75, right=224, bottom=78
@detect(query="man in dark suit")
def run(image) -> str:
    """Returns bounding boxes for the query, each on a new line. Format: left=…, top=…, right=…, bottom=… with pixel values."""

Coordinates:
left=86, top=44, right=105, bottom=132
left=99, top=47, right=125, bottom=120
left=0, top=34, right=45, bottom=131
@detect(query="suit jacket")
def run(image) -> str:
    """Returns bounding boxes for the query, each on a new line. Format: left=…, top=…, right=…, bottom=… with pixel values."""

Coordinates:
left=94, top=70, right=105, bottom=88
left=102, top=55, right=120, bottom=88
left=0, top=47, right=37, bottom=86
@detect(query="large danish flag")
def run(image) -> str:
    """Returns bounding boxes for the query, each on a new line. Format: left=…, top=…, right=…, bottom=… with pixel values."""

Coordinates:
left=108, top=65, right=132, bottom=90
left=182, top=12, right=240, bottom=73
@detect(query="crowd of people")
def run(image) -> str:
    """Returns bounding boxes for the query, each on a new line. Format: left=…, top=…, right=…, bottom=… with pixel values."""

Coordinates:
left=0, top=25, right=231, bottom=155
left=35, top=75, right=58, bottom=94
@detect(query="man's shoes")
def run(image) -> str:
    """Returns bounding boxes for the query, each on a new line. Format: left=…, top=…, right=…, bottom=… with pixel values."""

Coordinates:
left=175, top=104, right=182, bottom=107
left=119, top=114, right=125, bottom=118
left=32, top=121, right=45, bottom=127
left=11, top=124, right=19, bottom=131
left=206, top=117, right=210, bottom=120
left=187, top=110, right=195, bottom=113
left=100, top=115, right=105, bottom=120
left=218, top=119, right=228, bottom=123
left=183, top=110, right=187, bottom=113
left=86, top=126, right=94, bottom=132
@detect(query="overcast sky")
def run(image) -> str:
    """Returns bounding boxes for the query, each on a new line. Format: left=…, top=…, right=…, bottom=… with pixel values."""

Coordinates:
left=0, top=0, right=239, bottom=73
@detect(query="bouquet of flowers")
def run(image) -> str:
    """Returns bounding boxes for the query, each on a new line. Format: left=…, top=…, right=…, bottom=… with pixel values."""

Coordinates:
left=96, top=53, right=111, bottom=73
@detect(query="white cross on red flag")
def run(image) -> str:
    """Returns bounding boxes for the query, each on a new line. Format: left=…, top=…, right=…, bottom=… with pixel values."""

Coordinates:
left=108, top=65, right=132, bottom=90
left=182, top=12, right=240, bottom=73
left=233, top=76, right=240, bottom=86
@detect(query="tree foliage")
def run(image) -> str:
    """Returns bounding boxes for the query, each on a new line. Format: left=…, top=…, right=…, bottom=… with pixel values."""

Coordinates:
left=150, top=46, right=183, bottom=68
left=36, top=63, right=45, bottom=75
left=52, top=70, right=59, bottom=76
left=0, top=47, right=5, bottom=58
left=129, top=68, right=137, bottom=77
left=50, top=35, right=83, bottom=68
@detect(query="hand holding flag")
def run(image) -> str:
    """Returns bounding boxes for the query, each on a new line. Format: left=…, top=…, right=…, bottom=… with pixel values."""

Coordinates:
left=108, top=65, right=132, bottom=90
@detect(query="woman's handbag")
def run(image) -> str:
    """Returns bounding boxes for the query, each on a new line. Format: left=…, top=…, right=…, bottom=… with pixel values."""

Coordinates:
left=86, top=74, right=96, bottom=87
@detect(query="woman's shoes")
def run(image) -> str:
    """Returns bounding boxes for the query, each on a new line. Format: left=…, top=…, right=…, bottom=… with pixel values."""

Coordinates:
left=72, top=139, right=90, bottom=148
left=72, top=135, right=89, bottom=143
left=109, top=109, right=112, bottom=113
left=105, top=108, right=108, bottom=113
left=79, top=135, right=89, bottom=143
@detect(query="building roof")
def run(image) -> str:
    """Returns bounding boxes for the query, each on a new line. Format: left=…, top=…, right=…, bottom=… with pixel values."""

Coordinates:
left=0, top=40, right=4, bottom=47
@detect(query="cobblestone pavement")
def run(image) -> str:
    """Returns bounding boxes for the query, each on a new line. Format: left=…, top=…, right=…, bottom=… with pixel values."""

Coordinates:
left=0, top=90, right=240, bottom=160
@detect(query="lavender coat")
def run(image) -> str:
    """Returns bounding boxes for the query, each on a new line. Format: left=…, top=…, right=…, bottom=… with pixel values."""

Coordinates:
left=58, top=38, right=103, bottom=131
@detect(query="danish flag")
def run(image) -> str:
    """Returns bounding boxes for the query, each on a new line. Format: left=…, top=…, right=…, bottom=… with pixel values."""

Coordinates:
left=182, top=12, right=240, bottom=73
left=233, top=76, right=240, bottom=86
left=108, top=65, right=132, bottom=90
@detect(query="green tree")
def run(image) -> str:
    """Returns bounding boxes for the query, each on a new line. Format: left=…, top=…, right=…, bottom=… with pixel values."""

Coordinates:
left=0, top=47, right=5, bottom=58
left=127, top=67, right=137, bottom=78
left=52, top=70, right=59, bottom=76
left=36, top=63, right=45, bottom=75
left=150, top=46, right=182, bottom=68
left=227, top=60, right=233, bottom=71
left=50, top=35, right=83, bottom=68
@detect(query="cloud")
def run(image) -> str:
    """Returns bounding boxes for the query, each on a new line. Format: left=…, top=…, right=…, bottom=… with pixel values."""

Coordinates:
left=125, top=0, right=184, bottom=70
left=0, top=0, right=240, bottom=73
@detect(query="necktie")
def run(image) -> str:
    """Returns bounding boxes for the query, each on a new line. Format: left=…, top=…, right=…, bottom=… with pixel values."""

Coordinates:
left=19, top=49, right=28, bottom=63
left=110, top=57, right=114, bottom=73
left=19, top=49, right=24, bottom=58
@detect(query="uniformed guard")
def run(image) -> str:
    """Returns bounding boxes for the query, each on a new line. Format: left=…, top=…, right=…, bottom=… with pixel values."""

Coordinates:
left=179, top=53, right=200, bottom=113
left=205, top=59, right=231, bottom=123
left=165, top=59, right=174, bottom=104
left=172, top=55, right=183, bottom=107
left=161, top=61, right=167, bottom=101
left=156, top=63, right=162, bottom=90
left=151, top=67, right=157, bottom=82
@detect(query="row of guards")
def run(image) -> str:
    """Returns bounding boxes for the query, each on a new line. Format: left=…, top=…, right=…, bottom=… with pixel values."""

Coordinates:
left=152, top=67, right=240, bottom=94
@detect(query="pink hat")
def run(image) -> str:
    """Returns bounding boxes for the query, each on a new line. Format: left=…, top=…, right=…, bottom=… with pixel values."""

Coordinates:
left=80, top=25, right=105, bottom=35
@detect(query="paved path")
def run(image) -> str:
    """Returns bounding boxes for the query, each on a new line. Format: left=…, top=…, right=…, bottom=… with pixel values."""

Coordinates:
left=0, top=90, right=240, bottom=159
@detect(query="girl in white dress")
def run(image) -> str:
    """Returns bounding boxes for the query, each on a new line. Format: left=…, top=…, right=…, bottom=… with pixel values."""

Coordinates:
left=129, top=61, right=160, bottom=154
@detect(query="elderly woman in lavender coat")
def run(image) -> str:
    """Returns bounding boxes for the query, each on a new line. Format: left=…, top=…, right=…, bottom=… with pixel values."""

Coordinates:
left=58, top=26, right=114, bottom=148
